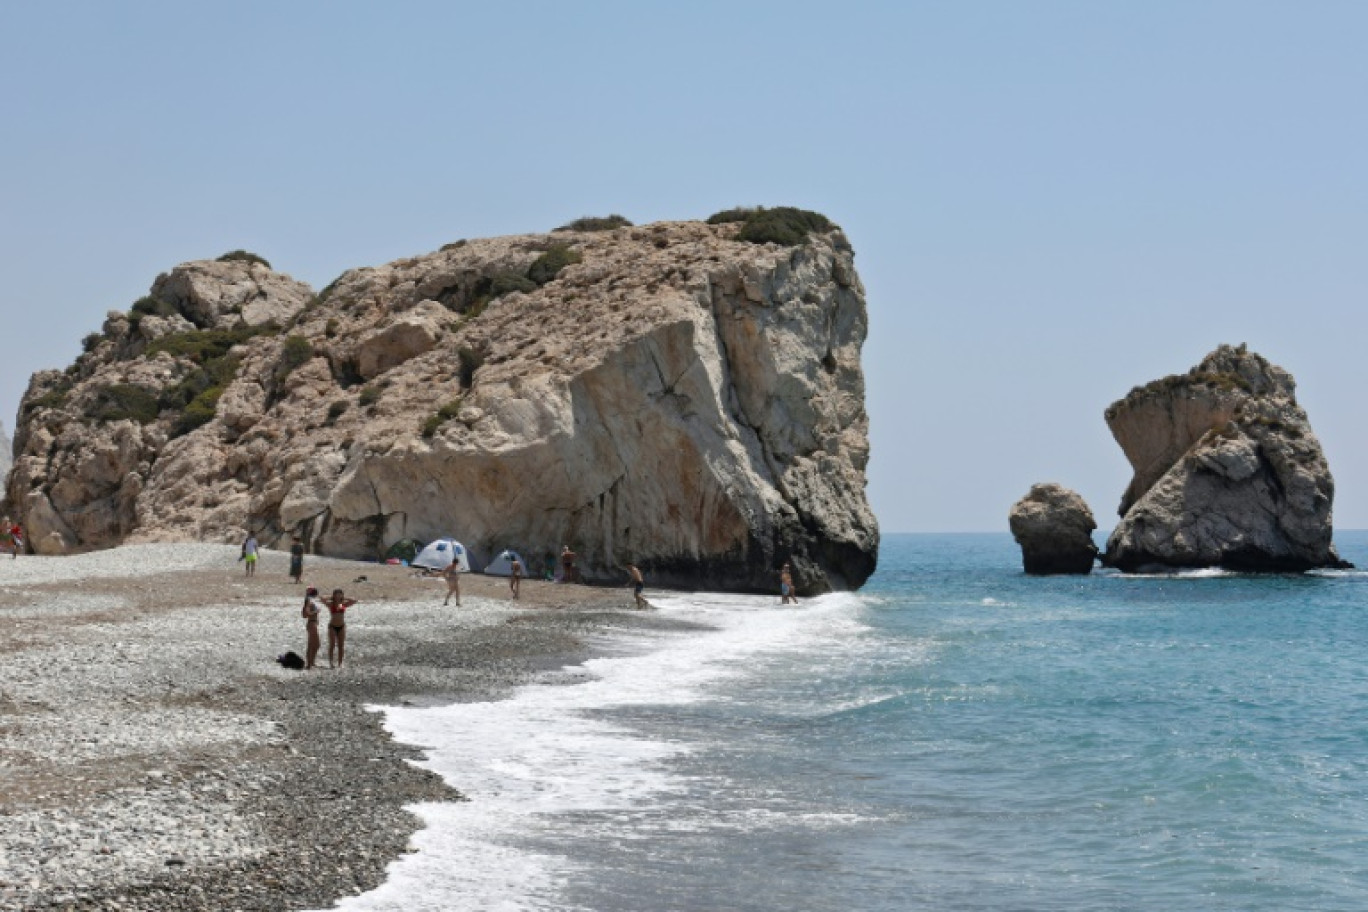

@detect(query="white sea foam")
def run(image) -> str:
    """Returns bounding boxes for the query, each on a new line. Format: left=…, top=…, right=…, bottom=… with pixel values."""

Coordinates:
left=319, top=590, right=871, bottom=912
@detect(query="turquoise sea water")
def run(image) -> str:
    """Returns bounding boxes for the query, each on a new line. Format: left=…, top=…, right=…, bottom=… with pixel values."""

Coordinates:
left=331, top=532, right=1368, bottom=912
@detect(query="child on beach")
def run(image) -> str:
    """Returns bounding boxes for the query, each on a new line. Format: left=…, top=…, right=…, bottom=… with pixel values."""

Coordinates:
left=301, top=586, right=323, bottom=670
left=443, top=557, right=462, bottom=606
left=241, top=532, right=259, bottom=577
left=326, top=589, right=357, bottom=668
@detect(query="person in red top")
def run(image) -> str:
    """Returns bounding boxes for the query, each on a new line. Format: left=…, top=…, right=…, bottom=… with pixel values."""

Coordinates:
left=325, top=588, right=358, bottom=668
left=8, top=524, right=22, bottom=559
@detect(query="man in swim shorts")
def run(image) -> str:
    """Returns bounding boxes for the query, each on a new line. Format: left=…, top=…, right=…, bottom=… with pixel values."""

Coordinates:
left=443, top=556, right=462, bottom=606
left=627, top=564, right=646, bottom=609
left=780, top=563, right=796, bottom=605
left=509, top=556, right=524, bottom=600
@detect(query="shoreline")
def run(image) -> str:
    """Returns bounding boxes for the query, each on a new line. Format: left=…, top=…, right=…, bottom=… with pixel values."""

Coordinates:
left=0, top=544, right=682, bottom=911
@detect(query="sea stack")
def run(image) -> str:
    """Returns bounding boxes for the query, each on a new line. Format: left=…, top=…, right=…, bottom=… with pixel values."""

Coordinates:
left=6, top=215, right=878, bottom=594
left=1103, top=344, right=1346, bottom=573
left=1008, top=483, right=1098, bottom=574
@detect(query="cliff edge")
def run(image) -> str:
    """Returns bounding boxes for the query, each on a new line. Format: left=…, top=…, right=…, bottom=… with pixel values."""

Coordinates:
left=7, top=218, right=878, bottom=593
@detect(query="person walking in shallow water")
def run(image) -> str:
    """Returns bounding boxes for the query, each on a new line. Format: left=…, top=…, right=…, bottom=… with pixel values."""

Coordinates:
left=780, top=563, right=797, bottom=605
left=326, top=588, right=357, bottom=668
left=627, top=564, right=646, bottom=609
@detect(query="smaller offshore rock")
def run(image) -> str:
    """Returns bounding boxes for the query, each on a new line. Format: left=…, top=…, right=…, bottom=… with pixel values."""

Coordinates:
left=1103, top=344, right=1349, bottom=573
left=1008, top=483, right=1098, bottom=574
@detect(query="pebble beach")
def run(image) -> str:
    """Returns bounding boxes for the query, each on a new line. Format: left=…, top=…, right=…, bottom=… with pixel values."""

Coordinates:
left=0, top=543, right=661, bottom=911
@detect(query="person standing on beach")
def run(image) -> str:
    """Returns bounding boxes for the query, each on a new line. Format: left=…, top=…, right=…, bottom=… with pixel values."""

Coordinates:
left=241, top=532, right=259, bottom=577
left=626, top=563, right=646, bottom=609
left=301, top=587, right=323, bottom=670
left=561, top=545, right=577, bottom=583
left=509, top=556, right=524, bottom=600
left=443, top=556, right=462, bottom=606
left=289, top=536, right=305, bottom=583
left=326, top=588, right=357, bottom=668
left=780, top=563, right=796, bottom=605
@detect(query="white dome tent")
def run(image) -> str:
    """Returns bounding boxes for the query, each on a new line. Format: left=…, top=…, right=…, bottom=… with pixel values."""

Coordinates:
left=483, top=550, right=526, bottom=577
left=412, top=538, right=469, bottom=572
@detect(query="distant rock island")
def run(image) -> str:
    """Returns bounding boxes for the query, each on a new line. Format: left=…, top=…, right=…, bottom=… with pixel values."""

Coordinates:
left=2, top=211, right=879, bottom=594
left=1012, top=344, right=1347, bottom=575
left=1103, top=344, right=1346, bottom=572
left=1008, top=483, right=1098, bottom=574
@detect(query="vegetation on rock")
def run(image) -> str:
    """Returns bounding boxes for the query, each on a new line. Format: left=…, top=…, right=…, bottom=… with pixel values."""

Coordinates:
left=127, top=295, right=179, bottom=327
left=145, top=325, right=276, bottom=364
left=555, top=214, right=632, bottom=232
left=528, top=243, right=582, bottom=285
left=217, top=250, right=272, bottom=269
left=90, top=384, right=160, bottom=424
left=731, top=207, right=835, bottom=246
left=278, top=335, right=315, bottom=374
left=421, top=398, right=464, bottom=438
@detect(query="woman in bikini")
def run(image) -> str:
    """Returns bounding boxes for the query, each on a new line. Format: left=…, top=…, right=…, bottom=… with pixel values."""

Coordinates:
left=301, top=587, right=323, bottom=670
left=326, top=588, right=358, bottom=668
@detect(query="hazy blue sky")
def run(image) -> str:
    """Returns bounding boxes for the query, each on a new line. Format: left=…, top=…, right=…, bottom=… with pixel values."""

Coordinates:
left=3, top=1, right=1366, bottom=532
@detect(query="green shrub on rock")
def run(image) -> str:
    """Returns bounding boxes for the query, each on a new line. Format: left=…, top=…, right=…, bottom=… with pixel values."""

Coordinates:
left=91, top=384, right=160, bottom=424
left=528, top=243, right=582, bottom=285
left=421, top=398, right=465, bottom=438
left=706, top=207, right=758, bottom=225
left=732, top=207, right=834, bottom=246
left=172, top=387, right=224, bottom=436
left=127, top=295, right=179, bottom=327
left=279, top=335, right=314, bottom=374
left=555, top=214, right=632, bottom=232
left=146, top=325, right=275, bottom=364
left=217, top=250, right=272, bottom=269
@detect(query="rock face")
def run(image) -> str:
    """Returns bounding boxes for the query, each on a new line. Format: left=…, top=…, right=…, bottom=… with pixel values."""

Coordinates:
left=1103, top=344, right=1346, bottom=573
left=7, top=223, right=878, bottom=594
left=0, top=419, right=11, bottom=486
left=1008, top=483, right=1098, bottom=574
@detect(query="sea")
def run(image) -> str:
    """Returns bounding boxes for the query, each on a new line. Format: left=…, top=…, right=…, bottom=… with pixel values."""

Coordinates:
left=323, top=532, right=1368, bottom=912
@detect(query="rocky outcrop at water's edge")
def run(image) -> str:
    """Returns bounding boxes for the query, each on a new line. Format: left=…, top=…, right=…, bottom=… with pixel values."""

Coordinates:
left=1102, top=344, right=1348, bottom=573
left=1009, top=483, right=1098, bottom=575
left=5, top=221, right=879, bottom=594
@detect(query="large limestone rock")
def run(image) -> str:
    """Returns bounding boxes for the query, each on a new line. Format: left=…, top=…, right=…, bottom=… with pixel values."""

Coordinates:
left=1008, top=483, right=1097, bottom=574
left=7, top=220, right=879, bottom=594
left=1103, top=344, right=1347, bottom=573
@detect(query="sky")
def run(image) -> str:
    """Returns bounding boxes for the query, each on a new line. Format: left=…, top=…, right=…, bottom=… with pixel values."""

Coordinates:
left=2, top=1, right=1366, bottom=533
